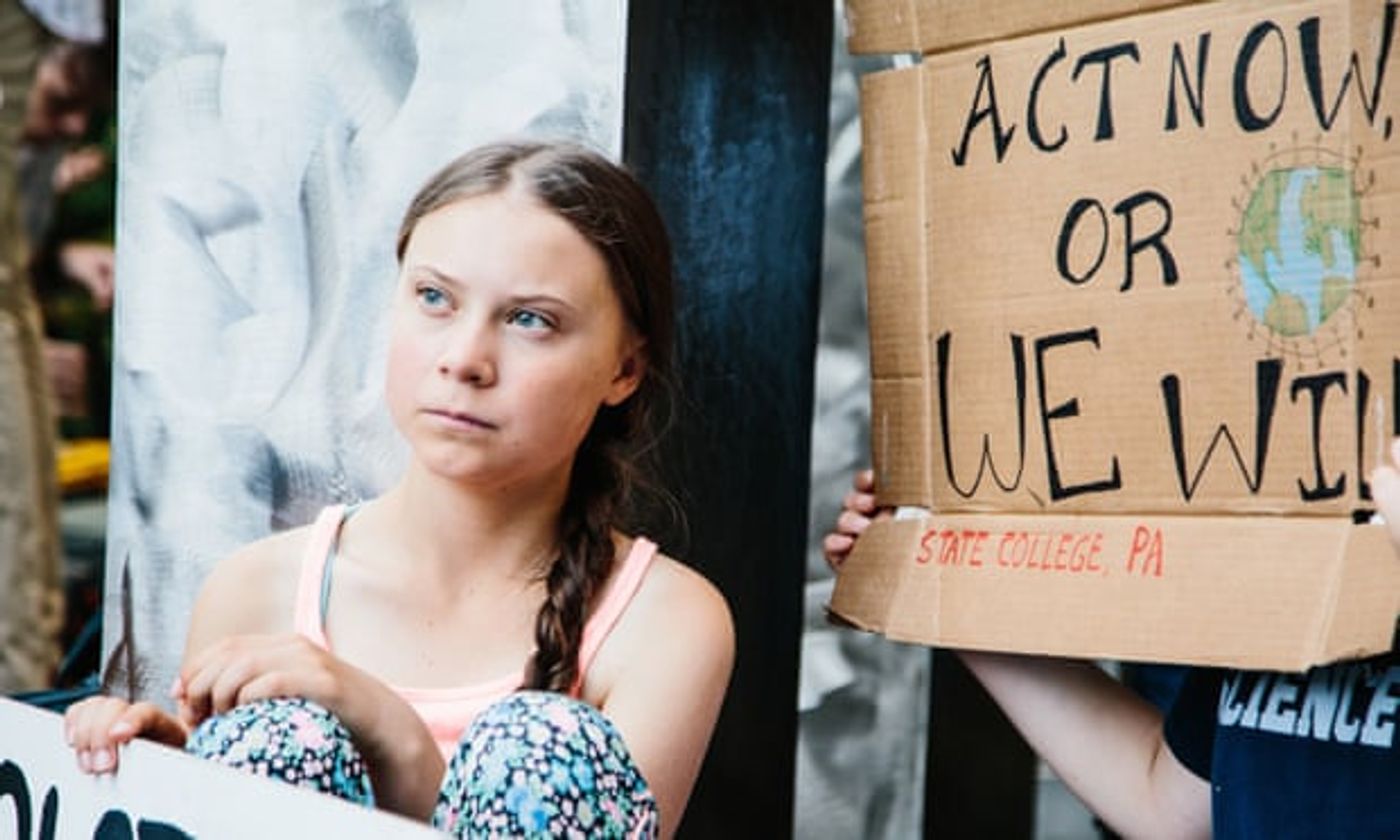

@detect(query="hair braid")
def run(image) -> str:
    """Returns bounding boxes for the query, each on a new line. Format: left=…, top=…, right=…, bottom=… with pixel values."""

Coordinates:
left=528, top=433, right=627, bottom=692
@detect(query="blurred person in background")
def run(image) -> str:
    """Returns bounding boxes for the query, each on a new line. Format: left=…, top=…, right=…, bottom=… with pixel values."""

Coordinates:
left=32, top=60, right=115, bottom=440
left=22, top=0, right=113, bottom=439
left=0, top=0, right=106, bottom=693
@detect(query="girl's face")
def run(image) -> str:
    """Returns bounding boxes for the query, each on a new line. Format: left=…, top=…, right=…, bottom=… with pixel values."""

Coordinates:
left=386, top=190, right=643, bottom=489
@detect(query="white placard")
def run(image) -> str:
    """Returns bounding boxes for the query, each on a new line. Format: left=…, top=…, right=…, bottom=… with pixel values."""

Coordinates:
left=0, top=698, right=443, bottom=839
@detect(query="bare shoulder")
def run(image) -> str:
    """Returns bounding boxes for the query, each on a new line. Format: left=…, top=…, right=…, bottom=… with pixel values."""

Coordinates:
left=205, top=526, right=309, bottom=602
left=184, top=525, right=314, bottom=659
left=633, top=551, right=733, bottom=644
left=593, top=543, right=735, bottom=689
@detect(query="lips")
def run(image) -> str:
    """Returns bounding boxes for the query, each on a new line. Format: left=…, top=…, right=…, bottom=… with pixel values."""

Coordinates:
left=423, top=408, right=499, bottom=431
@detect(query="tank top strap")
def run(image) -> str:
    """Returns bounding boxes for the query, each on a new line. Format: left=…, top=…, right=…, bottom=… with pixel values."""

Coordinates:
left=571, top=536, right=658, bottom=696
left=292, top=505, right=346, bottom=648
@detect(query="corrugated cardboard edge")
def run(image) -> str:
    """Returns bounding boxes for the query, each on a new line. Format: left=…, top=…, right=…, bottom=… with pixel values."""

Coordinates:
left=844, top=0, right=1205, bottom=56
left=830, top=515, right=1400, bottom=671
left=861, top=66, right=933, bottom=506
left=1318, top=523, right=1400, bottom=664
left=828, top=519, right=929, bottom=635
left=845, top=0, right=921, bottom=54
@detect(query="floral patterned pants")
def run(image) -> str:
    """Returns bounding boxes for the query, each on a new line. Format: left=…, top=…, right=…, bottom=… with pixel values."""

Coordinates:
left=185, top=692, right=658, bottom=838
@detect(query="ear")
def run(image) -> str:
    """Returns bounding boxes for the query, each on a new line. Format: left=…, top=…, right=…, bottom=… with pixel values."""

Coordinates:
left=603, top=342, right=646, bottom=407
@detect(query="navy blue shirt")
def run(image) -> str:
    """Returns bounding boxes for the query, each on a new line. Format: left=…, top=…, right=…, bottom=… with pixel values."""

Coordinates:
left=1164, top=650, right=1400, bottom=838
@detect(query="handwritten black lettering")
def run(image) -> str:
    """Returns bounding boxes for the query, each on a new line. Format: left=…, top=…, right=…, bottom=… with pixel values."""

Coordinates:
left=936, top=332, right=1028, bottom=497
left=1113, top=190, right=1178, bottom=290
left=1162, top=359, right=1282, bottom=501
left=1299, top=3, right=1397, bottom=131
left=951, top=54, right=1016, bottom=166
left=1292, top=372, right=1348, bottom=501
left=1073, top=42, right=1141, bottom=141
left=1029, top=37, right=1070, bottom=152
left=1165, top=33, right=1211, bottom=131
left=1233, top=20, right=1288, bottom=132
left=1035, top=328, right=1122, bottom=501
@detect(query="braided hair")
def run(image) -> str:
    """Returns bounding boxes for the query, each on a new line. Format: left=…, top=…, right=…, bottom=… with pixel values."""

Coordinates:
left=395, top=142, right=676, bottom=692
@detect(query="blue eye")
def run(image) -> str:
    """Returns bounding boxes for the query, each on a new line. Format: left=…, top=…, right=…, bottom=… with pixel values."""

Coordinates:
left=506, top=308, right=553, bottom=331
left=416, top=285, right=449, bottom=310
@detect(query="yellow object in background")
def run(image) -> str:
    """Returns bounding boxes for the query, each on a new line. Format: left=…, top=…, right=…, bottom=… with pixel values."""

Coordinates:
left=56, top=438, right=108, bottom=494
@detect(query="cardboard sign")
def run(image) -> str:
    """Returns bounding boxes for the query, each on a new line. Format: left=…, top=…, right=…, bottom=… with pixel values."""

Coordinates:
left=844, top=0, right=1199, bottom=55
left=0, top=698, right=441, bottom=839
left=831, top=0, right=1400, bottom=669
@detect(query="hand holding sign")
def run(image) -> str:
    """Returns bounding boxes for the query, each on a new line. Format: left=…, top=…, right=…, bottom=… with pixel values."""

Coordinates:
left=824, top=469, right=892, bottom=572
left=63, top=696, right=188, bottom=775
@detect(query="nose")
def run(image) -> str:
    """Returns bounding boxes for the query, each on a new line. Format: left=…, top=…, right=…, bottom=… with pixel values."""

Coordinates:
left=437, top=318, right=497, bottom=387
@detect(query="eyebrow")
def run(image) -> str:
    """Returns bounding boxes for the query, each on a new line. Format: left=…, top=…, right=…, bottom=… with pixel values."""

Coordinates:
left=407, top=264, right=580, bottom=314
left=408, top=265, right=465, bottom=288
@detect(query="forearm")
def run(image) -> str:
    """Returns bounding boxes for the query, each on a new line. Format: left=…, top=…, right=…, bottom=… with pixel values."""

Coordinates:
left=333, top=672, right=445, bottom=821
left=959, top=651, right=1207, bottom=839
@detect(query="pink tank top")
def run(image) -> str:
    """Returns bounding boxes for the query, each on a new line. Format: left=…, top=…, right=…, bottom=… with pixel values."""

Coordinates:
left=291, top=504, right=657, bottom=759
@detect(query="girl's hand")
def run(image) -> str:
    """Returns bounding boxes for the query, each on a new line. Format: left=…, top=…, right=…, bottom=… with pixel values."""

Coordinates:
left=174, top=634, right=361, bottom=731
left=1372, top=437, right=1400, bottom=554
left=823, top=469, right=890, bottom=571
left=174, top=633, right=444, bottom=820
left=63, top=696, right=189, bottom=775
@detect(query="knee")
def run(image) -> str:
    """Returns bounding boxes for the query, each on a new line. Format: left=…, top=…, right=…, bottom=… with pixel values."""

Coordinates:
left=437, top=691, right=656, bottom=838
left=452, top=691, right=631, bottom=768
left=185, top=697, right=372, bottom=804
left=185, top=697, right=350, bottom=762
left=476, top=690, right=613, bottom=736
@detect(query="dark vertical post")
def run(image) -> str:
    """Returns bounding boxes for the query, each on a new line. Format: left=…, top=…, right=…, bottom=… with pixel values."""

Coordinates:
left=925, top=651, right=1038, bottom=837
left=624, top=3, right=832, bottom=836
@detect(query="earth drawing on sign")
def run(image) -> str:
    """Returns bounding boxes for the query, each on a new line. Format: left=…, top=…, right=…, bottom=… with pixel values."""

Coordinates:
left=1236, top=165, right=1359, bottom=338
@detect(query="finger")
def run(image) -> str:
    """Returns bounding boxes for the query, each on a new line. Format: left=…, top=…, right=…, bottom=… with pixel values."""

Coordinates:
left=184, top=633, right=275, bottom=680
left=208, top=654, right=264, bottom=717
left=89, top=744, right=117, bottom=774
left=234, top=672, right=289, bottom=710
left=111, top=702, right=188, bottom=749
left=823, top=533, right=854, bottom=570
left=179, top=680, right=210, bottom=730
left=67, top=698, right=129, bottom=774
left=180, top=652, right=230, bottom=728
left=264, top=635, right=340, bottom=706
left=65, top=700, right=98, bottom=749
left=182, top=634, right=244, bottom=685
left=855, top=469, right=875, bottom=493
left=181, top=636, right=255, bottom=724
left=64, top=697, right=103, bottom=748
left=1390, top=436, right=1400, bottom=468
left=843, top=488, right=878, bottom=515
left=63, top=696, right=101, bottom=745
left=183, top=663, right=234, bottom=724
left=70, top=698, right=127, bottom=752
left=836, top=509, right=872, bottom=538
left=176, top=698, right=197, bottom=731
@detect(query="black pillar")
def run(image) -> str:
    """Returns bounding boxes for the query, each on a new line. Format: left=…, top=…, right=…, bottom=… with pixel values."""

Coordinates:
left=925, top=650, right=1038, bottom=837
left=624, top=3, right=832, bottom=836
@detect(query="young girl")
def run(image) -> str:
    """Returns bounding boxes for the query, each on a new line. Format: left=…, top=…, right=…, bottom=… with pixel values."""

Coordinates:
left=826, top=437, right=1400, bottom=837
left=64, top=141, right=736, bottom=838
